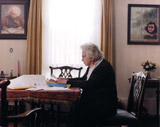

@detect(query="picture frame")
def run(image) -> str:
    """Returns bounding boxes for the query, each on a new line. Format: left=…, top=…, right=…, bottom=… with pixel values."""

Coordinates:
left=128, top=4, right=160, bottom=45
left=0, top=0, right=29, bottom=39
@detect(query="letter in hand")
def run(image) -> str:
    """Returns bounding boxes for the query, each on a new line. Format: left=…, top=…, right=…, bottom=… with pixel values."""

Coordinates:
left=51, top=74, right=58, bottom=80
left=56, top=77, right=67, bottom=84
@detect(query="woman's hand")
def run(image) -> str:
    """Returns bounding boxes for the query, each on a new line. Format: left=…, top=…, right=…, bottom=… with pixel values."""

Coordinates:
left=56, top=77, right=67, bottom=84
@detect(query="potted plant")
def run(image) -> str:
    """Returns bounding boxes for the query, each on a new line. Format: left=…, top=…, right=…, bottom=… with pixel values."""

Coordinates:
left=141, top=60, right=156, bottom=79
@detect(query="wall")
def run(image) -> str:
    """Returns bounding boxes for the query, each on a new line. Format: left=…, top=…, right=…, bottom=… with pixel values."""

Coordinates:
left=0, top=40, right=26, bottom=77
left=0, top=0, right=159, bottom=114
left=114, top=0, right=160, bottom=114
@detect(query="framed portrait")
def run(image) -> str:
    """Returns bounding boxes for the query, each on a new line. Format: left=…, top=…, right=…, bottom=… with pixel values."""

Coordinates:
left=0, top=0, right=29, bottom=39
left=128, top=4, right=160, bottom=45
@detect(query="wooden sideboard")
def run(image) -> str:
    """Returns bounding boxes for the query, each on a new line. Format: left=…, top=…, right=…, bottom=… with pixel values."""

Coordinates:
left=145, top=78, right=160, bottom=119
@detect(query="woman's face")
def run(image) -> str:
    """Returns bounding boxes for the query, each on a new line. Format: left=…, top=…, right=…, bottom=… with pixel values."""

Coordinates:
left=10, top=11, right=18, bottom=19
left=82, top=50, right=93, bottom=67
left=148, top=24, right=155, bottom=33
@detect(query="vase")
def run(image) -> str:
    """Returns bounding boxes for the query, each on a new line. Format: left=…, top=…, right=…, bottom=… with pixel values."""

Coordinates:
left=146, top=71, right=151, bottom=79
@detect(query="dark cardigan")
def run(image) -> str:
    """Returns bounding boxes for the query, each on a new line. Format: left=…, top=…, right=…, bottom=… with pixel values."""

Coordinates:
left=67, top=59, right=118, bottom=125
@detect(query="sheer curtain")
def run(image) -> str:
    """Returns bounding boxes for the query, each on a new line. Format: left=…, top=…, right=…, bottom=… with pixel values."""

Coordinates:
left=42, top=0, right=102, bottom=78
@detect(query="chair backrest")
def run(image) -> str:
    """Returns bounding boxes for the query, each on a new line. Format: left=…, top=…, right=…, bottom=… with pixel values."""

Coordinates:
left=127, top=72, right=148, bottom=119
left=0, top=80, right=45, bottom=127
left=49, top=66, right=83, bottom=78
left=0, top=80, right=10, bottom=127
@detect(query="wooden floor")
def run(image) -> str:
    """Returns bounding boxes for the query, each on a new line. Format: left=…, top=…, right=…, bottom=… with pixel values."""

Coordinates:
left=141, top=115, right=159, bottom=127
left=7, top=114, right=159, bottom=127
left=8, top=123, right=25, bottom=127
left=46, top=115, right=159, bottom=127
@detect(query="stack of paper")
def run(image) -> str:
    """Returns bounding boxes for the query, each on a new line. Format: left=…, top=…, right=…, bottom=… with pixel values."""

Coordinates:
left=8, top=75, right=46, bottom=90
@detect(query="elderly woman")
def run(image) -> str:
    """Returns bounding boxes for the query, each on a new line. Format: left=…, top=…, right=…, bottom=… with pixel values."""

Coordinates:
left=57, top=42, right=117, bottom=127
left=2, top=6, right=24, bottom=31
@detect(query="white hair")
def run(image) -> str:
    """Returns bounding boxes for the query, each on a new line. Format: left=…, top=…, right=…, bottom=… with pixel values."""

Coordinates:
left=8, top=6, right=21, bottom=16
left=81, top=42, right=103, bottom=61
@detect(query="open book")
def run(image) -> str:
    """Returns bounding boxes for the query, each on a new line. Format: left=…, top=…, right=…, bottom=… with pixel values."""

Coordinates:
left=1, top=28, right=24, bottom=34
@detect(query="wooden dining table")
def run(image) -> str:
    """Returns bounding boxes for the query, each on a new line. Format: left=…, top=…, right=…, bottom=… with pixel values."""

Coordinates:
left=145, top=78, right=160, bottom=122
left=6, top=87, right=81, bottom=104
left=1, top=87, right=81, bottom=127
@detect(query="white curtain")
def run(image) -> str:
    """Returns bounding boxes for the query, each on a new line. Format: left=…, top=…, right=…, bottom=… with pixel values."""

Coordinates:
left=42, top=0, right=102, bottom=78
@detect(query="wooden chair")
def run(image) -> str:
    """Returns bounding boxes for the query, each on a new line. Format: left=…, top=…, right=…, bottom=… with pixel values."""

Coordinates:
left=0, top=80, right=45, bottom=127
left=97, top=71, right=148, bottom=127
left=49, top=66, right=83, bottom=126
left=49, top=66, right=83, bottom=78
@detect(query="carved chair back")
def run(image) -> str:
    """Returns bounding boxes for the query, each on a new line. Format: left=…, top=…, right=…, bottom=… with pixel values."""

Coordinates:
left=127, top=72, right=148, bottom=118
left=49, top=66, right=83, bottom=79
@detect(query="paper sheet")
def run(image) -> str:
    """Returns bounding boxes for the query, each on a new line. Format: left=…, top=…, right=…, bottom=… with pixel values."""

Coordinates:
left=43, top=86, right=70, bottom=91
left=26, top=85, right=70, bottom=91
left=8, top=75, right=46, bottom=89
left=9, top=85, right=36, bottom=90
left=7, top=75, right=70, bottom=91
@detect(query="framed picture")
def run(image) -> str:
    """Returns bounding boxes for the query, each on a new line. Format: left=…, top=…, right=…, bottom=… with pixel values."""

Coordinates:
left=0, top=0, right=29, bottom=39
left=128, top=4, right=160, bottom=45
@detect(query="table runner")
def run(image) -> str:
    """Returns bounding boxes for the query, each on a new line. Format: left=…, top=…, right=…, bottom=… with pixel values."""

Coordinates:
left=0, top=87, right=81, bottom=104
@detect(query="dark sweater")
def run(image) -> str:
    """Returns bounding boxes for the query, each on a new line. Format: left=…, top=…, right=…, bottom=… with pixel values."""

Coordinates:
left=67, top=59, right=117, bottom=126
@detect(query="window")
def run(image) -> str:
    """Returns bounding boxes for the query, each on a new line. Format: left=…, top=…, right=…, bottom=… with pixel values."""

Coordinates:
left=42, top=0, right=101, bottom=78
